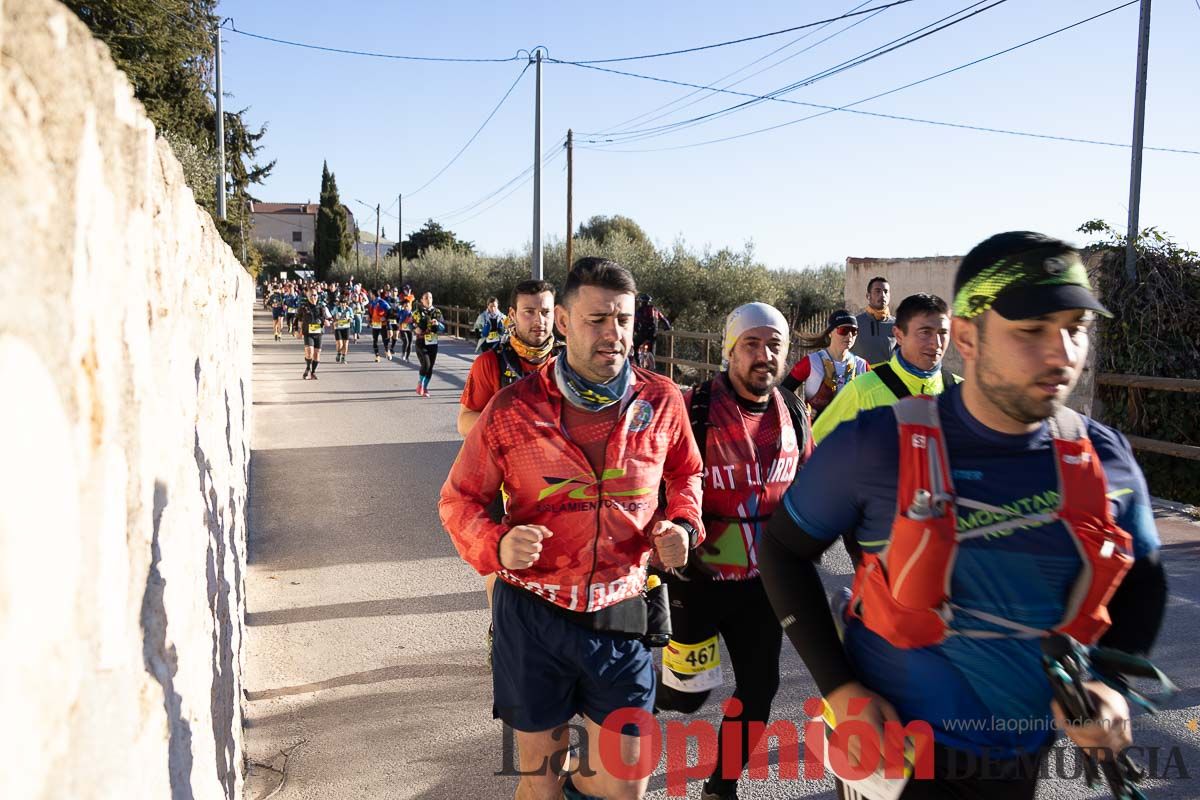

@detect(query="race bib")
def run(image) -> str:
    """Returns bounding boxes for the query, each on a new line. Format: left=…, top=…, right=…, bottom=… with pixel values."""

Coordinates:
left=487, top=331, right=500, bottom=342
left=371, top=321, right=383, bottom=329
left=662, top=635, right=723, bottom=693
left=424, top=333, right=438, bottom=345
left=336, top=319, right=351, bottom=329
left=307, top=323, right=322, bottom=334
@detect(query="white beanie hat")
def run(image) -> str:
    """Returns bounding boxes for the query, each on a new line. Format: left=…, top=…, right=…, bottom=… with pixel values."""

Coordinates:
left=722, top=302, right=790, bottom=363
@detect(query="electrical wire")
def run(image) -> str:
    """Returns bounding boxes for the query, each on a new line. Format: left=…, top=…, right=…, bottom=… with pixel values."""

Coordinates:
left=435, top=139, right=566, bottom=224
left=569, top=2, right=1200, bottom=156
left=450, top=149, right=567, bottom=228
left=573, top=0, right=1005, bottom=145
left=569, top=0, right=918, bottom=64
left=405, top=62, right=532, bottom=197
left=222, top=18, right=525, bottom=63
left=595, top=0, right=880, bottom=136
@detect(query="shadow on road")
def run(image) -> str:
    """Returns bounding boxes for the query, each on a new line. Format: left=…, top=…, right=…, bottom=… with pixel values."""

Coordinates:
left=246, top=590, right=488, bottom=627
left=248, top=440, right=465, bottom=570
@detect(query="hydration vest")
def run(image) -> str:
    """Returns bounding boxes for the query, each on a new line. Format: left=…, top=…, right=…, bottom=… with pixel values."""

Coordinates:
left=687, top=375, right=811, bottom=580
left=809, top=350, right=860, bottom=418
left=846, top=396, right=1134, bottom=649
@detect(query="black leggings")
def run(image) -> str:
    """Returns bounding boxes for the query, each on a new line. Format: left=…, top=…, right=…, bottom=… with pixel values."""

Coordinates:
left=654, top=574, right=782, bottom=784
left=416, top=343, right=438, bottom=378
left=372, top=326, right=388, bottom=355
left=397, top=330, right=413, bottom=359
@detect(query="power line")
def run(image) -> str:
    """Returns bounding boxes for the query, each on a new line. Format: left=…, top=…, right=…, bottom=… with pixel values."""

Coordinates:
left=574, top=0, right=1005, bottom=145
left=222, top=18, right=525, bottom=63
left=451, top=149, right=567, bottom=228
left=385, top=136, right=566, bottom=227
left=596, top=0, right=880, bottom=136
left=570, top=0, right=919, bottom=64
left=570, top=2, right=1200, bottom=156
left=405, top=61, right=532, bottom=197
left=435, top=139, right=566, bottom=224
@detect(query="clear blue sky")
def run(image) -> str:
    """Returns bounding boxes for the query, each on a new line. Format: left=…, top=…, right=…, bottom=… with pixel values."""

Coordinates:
left=218, top=0, right=1200, bottom=269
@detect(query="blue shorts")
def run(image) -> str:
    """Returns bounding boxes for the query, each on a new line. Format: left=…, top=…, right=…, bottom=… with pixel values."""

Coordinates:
left=492, top=579, right=655, bottom=734
left=272, top=307, right=284, bottom=319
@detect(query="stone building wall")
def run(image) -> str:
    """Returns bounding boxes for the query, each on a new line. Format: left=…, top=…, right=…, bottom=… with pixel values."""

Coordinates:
left=0, top=1, right=252, bottom=797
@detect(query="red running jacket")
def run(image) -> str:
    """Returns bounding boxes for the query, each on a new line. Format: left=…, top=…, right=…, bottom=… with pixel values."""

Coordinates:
left=439, top=361, right=705, bottom=613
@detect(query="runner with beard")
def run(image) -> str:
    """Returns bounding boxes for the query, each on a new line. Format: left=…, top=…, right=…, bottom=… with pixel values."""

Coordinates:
left=653, top=303, right=813, bottom=800
left=760, top=232, right=1165, bottom=799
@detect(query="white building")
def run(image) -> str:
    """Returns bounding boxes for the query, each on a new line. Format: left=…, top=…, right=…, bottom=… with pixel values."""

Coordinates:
left=249, top=201, right=356, bottom=264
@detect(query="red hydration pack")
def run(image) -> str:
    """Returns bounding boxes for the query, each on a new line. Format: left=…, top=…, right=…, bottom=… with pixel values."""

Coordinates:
left=846, top=396, right=1134, bottom=649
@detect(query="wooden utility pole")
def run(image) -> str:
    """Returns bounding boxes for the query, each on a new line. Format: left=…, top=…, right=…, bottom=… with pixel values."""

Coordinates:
left=374, top=203, right=381, bottom=272
left=398, top=193, right=404, bottom=287
left=354, top=216, right=360, bottom=271
left=566, top=129, right=574, bottom=270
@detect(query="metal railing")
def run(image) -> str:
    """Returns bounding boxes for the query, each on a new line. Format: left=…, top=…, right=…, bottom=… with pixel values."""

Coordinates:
left=1096, top=373, right=1200, bottom=461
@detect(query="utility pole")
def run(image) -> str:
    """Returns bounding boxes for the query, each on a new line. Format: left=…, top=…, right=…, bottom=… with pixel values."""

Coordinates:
left=1124, top=0, right=1152, bottom=281
left=354, top=216, right=360, bottom=271
left=531, top=49, right=544, bottom=280
left=398, top=193, right=404, bottom=287
left=213, top=27, right=227, bottom=221
left=375, top=203, right=381, bottom=273
left=566, top=129, right=574, bottom=270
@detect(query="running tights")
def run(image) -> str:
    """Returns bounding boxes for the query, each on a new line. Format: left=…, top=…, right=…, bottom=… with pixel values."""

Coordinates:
left=416, top=343, right=438, bottom=380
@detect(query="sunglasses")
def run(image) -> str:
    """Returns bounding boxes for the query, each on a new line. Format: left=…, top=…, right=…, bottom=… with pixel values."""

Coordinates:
left=835, top=326, right=858, bottom=336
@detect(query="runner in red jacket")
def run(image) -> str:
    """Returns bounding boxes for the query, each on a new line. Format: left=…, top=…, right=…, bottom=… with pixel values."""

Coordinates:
left=440, top=257, right=704, bottom=800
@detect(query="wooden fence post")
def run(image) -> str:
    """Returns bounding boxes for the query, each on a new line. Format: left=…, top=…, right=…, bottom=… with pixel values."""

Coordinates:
left=666, top=332, right=675, bottom=382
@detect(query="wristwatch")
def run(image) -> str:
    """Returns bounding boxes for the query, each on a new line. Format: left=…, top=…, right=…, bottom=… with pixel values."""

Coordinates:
left=672, top=518, right=701, bottom=550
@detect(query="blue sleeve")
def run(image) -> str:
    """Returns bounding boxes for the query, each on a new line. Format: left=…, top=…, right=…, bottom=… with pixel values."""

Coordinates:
left=781, top=414, right=864, bottom=543
left=1089, top=421, right=1160, bottom=559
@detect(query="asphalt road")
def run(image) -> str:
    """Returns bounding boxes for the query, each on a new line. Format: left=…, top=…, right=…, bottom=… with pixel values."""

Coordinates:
left=242, top=308, right=1200, bottom=800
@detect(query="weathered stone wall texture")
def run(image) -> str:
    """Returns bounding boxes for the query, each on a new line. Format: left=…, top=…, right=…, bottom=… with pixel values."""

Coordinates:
left=0, top=1, right=252, bottom=798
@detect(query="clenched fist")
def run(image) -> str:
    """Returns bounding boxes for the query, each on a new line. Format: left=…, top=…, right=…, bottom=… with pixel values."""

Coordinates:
left=499, top=524, right=554, bottom=570
left=650, top=520, right=689, bottom=569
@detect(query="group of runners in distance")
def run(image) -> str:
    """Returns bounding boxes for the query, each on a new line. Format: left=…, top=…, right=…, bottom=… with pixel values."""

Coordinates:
left=263, top=278, right=446, bottom=391
left=266, top=229, right=1169, bottom=800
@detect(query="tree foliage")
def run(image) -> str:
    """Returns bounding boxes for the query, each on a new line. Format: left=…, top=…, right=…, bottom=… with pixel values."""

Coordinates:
left=63, top=0, right=274, bottom=269
left=391, top=220, right=475, bottom=260
left=1077, top=220, right=1199, bottom=503
left=314, top=161, right=350, bottom=277
left=576, top=214, right=650, bottom=247
left=255, top=238, right=299, bottom=271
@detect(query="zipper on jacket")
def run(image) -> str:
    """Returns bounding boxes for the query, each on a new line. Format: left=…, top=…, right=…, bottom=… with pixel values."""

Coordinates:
left=568, top=386, right=644, bottom=613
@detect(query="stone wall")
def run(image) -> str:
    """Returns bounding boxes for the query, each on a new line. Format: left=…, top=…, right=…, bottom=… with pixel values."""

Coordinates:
left=0, top=1, right=252, bottom=798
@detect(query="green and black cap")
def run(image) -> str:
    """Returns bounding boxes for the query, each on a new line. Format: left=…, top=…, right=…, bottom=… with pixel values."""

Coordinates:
left=952, top=231, right=1111, bottom=321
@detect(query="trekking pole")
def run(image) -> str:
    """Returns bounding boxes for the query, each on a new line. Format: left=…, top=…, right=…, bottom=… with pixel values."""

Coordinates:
left=1041, top=634, right=1176, bottom=800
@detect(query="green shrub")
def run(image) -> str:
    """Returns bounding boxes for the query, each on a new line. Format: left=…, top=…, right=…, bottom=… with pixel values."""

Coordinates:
left=1079, top=221, right=1200, bottom=504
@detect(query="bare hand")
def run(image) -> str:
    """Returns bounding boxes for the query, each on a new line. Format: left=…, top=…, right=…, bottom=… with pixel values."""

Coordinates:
left=499, top=524, right=554, bottom=570
left=824, top=681, right=903, bottom=772
left=1052, top=680, right=1133, bottom=759
left=650, top=520, right=688, bottom=569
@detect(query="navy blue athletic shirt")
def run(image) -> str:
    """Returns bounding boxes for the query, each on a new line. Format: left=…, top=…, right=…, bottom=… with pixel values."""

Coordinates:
left=782, top=383, right=1159, bottom=756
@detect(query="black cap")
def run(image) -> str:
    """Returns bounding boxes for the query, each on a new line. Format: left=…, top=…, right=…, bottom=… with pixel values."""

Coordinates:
left=953, top=231, right=1111, bottom=320
left=827, top=309, right=857, bottom=330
